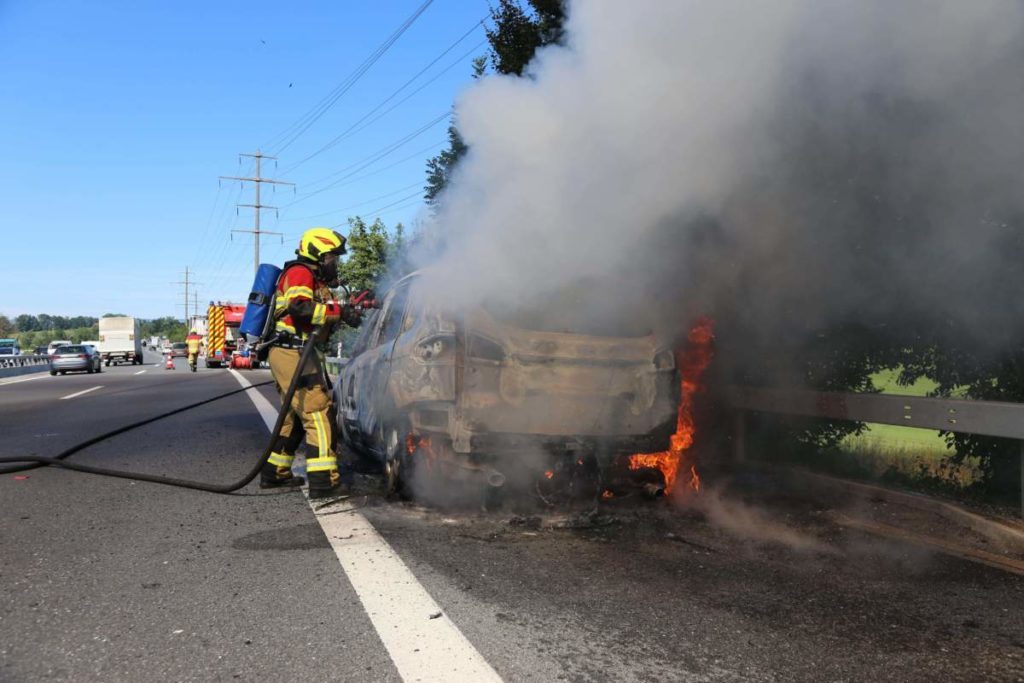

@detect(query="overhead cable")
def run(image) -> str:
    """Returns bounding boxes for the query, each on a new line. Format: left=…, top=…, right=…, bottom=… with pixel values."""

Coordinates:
left=283, top=111, right=449, bottom=208
left=263, top=0, right=435, bottom=155
left=281, top=17, right=485, bottom=175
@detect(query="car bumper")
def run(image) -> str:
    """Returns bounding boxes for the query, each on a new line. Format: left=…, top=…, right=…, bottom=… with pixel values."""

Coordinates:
left=50, top=359, right=91, bottom=371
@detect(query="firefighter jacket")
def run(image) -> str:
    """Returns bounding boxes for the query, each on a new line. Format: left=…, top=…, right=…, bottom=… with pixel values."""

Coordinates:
left=273, top=260, right=341, bottom=342
left=185, top=334, right=203, bottom=354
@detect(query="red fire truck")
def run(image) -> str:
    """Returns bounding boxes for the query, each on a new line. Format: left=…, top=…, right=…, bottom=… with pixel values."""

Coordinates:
left=205, top=303, right=246, bottom=369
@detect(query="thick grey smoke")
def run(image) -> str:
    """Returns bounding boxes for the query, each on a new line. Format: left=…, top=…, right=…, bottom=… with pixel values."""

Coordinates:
left=413, top=0, right=1024, bottom=360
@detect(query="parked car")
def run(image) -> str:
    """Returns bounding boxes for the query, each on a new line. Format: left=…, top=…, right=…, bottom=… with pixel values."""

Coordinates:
left=170, top=342, right=188, bottom=358
left=33, top=346, right=47, bottom=356
left=49, top=344, right=102, bottom=375
left=333, top=271, right=679, bottom=498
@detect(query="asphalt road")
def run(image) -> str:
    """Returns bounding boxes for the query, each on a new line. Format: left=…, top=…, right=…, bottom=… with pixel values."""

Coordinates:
left=1, top=351, right=1022, bottom=682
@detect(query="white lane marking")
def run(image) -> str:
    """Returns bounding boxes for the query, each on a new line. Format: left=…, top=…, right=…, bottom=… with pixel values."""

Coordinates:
left=228, top=370, right=500, bottom=682
left=59, top=386, right=103, bottom=400
left=0, top=373, right=52, bottom=387
left=134, top=370, right=147, bottom=375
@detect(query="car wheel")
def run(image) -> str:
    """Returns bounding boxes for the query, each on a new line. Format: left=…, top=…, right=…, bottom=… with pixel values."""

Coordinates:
left=49, top=370, right=57, bottom=376
left=87, top=365, right=94, bottom=374
left=59, top=371, right=66, bottom=375
left=96, top=363, right=102, bottom=373
left=380, top=417, right=413, bottom=498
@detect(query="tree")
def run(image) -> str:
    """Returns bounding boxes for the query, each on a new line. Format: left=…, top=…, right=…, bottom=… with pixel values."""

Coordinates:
left=15, top=314, right=38, bottom=332
left=424, top=3, right=567, bottom=204
left=339, top=217, right=395, bottom=294
left=424, top=56, right=485, bottom=206
left=0, top=315, right=13, bottom=337
left=424, top=119, right=469, bottom=206
left=485, top=0, right=567, bottom=77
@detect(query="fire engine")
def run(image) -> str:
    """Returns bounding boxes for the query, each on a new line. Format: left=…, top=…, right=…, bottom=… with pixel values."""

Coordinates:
left=205, top=302, right=246, bottom=369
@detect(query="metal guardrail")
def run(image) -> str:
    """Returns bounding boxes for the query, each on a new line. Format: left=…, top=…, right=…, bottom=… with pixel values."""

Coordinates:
left=728, top=386, right=1024, bottom=517
left=0, top=354, right=50, bottom=369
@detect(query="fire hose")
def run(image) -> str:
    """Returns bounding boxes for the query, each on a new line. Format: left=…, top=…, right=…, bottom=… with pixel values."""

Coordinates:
left=0, top=332, right=320, bottom=494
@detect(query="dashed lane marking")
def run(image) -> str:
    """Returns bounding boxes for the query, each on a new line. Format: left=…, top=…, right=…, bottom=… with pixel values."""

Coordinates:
left=59, top=386, right=103, bottom=400
left=0, top=373, right=51, bottom=387
left=134, top=370, right=147, bottom=375
left=228, top=369, right=501, bottom=683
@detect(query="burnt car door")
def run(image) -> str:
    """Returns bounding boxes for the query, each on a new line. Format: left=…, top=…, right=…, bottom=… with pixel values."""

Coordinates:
left=354, top=279, right=413, bottom=455
left=337, top=308, right=380, bottom=450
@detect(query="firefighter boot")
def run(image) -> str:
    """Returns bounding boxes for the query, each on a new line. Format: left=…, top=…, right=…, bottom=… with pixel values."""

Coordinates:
left=308, top=468, right=347, bottom=499
left=259, top=452, right=304, bottom=489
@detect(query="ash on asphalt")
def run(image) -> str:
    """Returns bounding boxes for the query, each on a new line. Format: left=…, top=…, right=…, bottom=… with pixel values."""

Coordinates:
left=345, top=466, right=1024, bottom=682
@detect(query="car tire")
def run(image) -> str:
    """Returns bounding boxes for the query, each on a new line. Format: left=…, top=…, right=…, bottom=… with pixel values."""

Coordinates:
left=96, top=363, right=102, bottom=374
left=59, top=371, right=66, bottom=376
left=87, top=366, right=94, bottom=374
left=49, top=370, right=56, bottom=376
left=380, top=416, right=413, bottom=499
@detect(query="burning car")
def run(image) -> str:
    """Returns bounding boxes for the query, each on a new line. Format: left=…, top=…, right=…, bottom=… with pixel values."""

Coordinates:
left=333, top=271, right=685, bottom=500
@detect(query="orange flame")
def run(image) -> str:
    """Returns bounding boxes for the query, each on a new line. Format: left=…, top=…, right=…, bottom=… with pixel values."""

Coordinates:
left=628, top=317, right=714, bottom=494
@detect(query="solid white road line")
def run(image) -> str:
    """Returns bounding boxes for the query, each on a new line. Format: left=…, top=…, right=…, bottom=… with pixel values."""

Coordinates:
left=228, top=370, right=501, bottom=683
left=60, top=386, right=103, bottom=400
left=0, top=373, right=52, bottom=387
left=134, top=370, right=147, bottom=375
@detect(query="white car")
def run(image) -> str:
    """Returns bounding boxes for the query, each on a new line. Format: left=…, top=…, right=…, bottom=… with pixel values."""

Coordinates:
left=46, top=340, right=72, bottom=356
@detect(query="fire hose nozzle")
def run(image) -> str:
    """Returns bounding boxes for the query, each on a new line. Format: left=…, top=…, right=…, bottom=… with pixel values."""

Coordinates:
left=350, top=290, right=380, bottom=310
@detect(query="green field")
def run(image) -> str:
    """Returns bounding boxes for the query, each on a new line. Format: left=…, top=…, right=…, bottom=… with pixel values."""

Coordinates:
left=837, top=369, right=979, bottom=486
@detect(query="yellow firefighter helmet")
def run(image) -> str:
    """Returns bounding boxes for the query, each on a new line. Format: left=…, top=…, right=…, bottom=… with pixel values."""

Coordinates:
left=297, top=227, right=347, bottom=261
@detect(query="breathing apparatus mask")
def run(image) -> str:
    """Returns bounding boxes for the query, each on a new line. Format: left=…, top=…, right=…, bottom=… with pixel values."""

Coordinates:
left=319, top=252, right=343, bottom=288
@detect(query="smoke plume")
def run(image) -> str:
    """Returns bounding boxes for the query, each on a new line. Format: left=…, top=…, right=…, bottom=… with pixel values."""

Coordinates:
left=413, top=0, right=1024, bottom=363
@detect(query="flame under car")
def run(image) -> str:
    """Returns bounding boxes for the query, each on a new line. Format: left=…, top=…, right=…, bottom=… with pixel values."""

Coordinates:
left=333, top=272, right=679, bottom=498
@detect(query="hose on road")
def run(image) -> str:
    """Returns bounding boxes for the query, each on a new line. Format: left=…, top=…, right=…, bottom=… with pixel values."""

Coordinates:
left=0, top=336, right=319, bottom=494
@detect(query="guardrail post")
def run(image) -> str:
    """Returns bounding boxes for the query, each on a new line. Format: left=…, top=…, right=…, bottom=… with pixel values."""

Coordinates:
left=732, top=410, right=746, bottom=463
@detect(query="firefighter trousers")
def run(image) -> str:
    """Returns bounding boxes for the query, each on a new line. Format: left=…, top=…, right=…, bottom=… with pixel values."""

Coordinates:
left=267, top=346, right=335, bottom=474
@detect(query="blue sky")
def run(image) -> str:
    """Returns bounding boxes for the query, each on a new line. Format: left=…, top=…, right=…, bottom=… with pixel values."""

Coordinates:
left=0, top=0, right=489, bottom=319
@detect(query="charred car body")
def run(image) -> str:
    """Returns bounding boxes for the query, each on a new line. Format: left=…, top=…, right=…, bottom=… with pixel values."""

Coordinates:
left=334, top=271, right=679, bottom=498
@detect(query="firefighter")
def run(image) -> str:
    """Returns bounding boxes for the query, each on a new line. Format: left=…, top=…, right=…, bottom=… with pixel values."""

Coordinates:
left=261, top=226, right=361, bottom=498
left=185, top=329, right=203, bottom=372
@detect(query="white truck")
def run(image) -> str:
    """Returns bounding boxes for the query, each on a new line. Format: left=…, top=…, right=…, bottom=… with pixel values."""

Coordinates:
left=99, top=316, right=144, bottom=366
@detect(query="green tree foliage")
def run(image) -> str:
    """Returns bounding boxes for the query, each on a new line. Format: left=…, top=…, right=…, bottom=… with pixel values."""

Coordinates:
left=424, top=3, right=566, bottom=204
left=339, top=217, right=395, bottom=293
left=329, top=217, right=407, bottom=354
left=486, top=0, right=566, bottom=77
left=0, top=315, right=13, bottom=337
left=140, top=317, right=188, bottom=343
left=424, top=120, right=469, bottom=206
left=424, top=57, right=485, bottom=206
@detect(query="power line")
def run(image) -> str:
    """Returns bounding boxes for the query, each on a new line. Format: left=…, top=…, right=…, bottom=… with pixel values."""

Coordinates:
left=263, top=0, right=435, bottom=156
left=334, top=191, right=424, bottom=226
left=280, top=17, right=485, bottom=175
left=281, top=180, right=424, bottom=224
left=220, top=151, right=295, bottom=275
left=172, top=268, right=201, bottom=322
left=283, top=111, right=449, bottom=209
left=328, top=39, right=486, bottom=150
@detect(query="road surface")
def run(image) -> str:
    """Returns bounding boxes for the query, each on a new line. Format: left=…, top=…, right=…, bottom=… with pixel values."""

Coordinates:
left=1, top=353, right=1022, bottom=681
